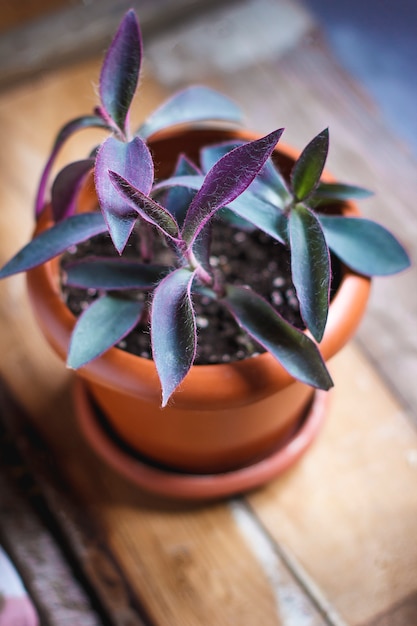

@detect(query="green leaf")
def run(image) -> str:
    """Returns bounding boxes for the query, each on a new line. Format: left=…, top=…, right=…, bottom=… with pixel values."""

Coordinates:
left=137, top=86, right=244, bottom=139
left=68, top=295, right=143, bottom=369
left=151, top=268, right=197, bottom=407
left=312, top=182, right=373, bottom=205
left=291, top=128, right=329, bottom=201
left=222, top=285, right=333, bottom=390
left=318, top=215, right=411, bottom=276
left=289, top=204, right=330, bottom=342
left=0, top=213, right=107, bottom=279
left=64, top=258, right=169, bottom=290
left=163, top=155, right=200, bottom=227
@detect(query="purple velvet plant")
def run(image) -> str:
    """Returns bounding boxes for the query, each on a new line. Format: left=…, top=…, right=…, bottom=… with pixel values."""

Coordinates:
left=0, top=10, right=410, bottom=406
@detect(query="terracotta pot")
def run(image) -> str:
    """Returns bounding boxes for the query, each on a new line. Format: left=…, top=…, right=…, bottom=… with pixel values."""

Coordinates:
left=27, top=127, right=371, bottom=479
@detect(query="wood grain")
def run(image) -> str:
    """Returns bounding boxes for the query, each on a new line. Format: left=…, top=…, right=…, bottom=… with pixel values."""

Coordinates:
left=249, top=345, right=417, bottom=624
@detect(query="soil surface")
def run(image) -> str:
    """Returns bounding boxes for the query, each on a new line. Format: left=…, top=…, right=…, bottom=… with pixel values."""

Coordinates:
left=61, top=219, right=340, bottom=365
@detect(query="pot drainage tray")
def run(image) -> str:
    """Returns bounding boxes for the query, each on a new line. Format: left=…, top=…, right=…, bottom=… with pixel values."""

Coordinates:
left=74, top=380, right=330, bottom=501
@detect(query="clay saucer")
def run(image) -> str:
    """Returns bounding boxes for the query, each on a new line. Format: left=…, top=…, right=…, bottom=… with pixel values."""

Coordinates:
left=74, top=380, right=330, bottom=502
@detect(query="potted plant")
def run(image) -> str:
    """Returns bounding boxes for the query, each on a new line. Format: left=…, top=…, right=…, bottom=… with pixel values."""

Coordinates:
left=0, top=10, right=410, bottom=499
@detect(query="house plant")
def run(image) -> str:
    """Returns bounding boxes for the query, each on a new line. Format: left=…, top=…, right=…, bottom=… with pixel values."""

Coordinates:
left=0, top=10, right=410, bottom=499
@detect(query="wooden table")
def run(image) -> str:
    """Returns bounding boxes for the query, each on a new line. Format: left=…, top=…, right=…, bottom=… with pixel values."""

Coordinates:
left=1, top=2, right=416, bottom=624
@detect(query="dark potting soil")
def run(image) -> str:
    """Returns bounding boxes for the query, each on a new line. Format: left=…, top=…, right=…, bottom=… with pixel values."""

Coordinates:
left=61, top=220, right=340, bottom=365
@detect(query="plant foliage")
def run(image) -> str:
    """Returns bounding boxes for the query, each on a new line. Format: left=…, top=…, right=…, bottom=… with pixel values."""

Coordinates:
left=0, top=10, right=410, bottom=406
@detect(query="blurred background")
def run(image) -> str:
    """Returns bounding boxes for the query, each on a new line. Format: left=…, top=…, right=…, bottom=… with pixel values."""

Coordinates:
left=1, top=0, right=416, bottom=154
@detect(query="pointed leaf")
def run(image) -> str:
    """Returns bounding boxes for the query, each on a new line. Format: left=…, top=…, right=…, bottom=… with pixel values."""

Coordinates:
left=35, top=115, right=109, bottom=217
left=109, top=172, right=180, bottom=239
left=227, top=193, right=288, bottom=244
left=312, top=182, right=373, bottom=205
left=291, top=128, right=329, bottom=201
left=201, top=142, right=291, bottom=206
left=52, top=159, right=94, bottom=221
left=95, top=136, right=154, bottom=253
left=200, top=141, right=244, bottom=173
left=99, top=10, right=142, bottom=134
left=289, top=204, right=330, bottom=342
left=222, top=285, right=333, bottom=390
left=318, top=215, right=411, bottom=276
left=0, top=213, right=107, bottom=279
left=64, top=257, right=170, bottom=290
left=138, top=86, right=244, bottom=139
left=151, top=268, right=197, bottom=406
left=153, top=175, right=287, bottom=240
left=68, top=295, right=143, bottom=369
left=182, top=129, right=284, bottom=246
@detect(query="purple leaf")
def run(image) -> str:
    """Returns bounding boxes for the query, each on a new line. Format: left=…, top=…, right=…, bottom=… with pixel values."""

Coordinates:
left=318, top=215, right=411, bottom=276
left=222, top=284, right=333, bottom=390
left=151, top=268, right=197, bottom=407
left=68, top=295, right=144, bottom=369
left=182, top=129, right=284, bottom=247
left=64, top=257, right=170, bottom=290
left=137, top=86, right=244, bottom=139
left=52, top=159, right=94, bottom=222
left=35, top=115, right=109, bottom=217
left=99, top=9, right=142, bottom=135
left=201, top=142, right=291, bottom=206
left=95, top=136, right=154, bottom=253
left=109, top=172, right=180, bottom=240
left=289, top=204, right=330, bottom=342
left=0, top=213, right=107, bottom=279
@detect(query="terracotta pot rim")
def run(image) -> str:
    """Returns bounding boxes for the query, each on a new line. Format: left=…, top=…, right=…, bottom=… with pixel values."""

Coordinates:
left=27, top=127, right=371, bottom=410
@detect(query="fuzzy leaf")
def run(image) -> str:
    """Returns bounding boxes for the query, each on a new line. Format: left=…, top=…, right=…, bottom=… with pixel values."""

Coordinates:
left=52, top=159, right=94, bottom=221
left=109, top=172, right=180, bottom=239
left=291, top=129, right=329, bottom=201
left=99, top=10, right=141, bottom=134
left=182, top=129, right=284, bottom=246
left=64, top=257, right=169, bottom=290
left=153, top=174, right=288, bottom=242
left=318, top=215, right=411, bottom=276
left=138, top=86, right=244, bottom=139
left=199, top=141, right=244, bottom=172
left=68, top=295, right=143, bottom=369
left=312, top=182, right=373, bottom=205
left=151, top=268, right=197, bottom=406
left=222, top=285, right=333, bottom=390
left=289, top=204, right=330, bottom=342
left=201, top=142, right=290, bottom=206
left=0, top=213, right=107, bottom=279
left=35, top=115, right=109, bottom=217
left=95, top=136, right=154, bottom=253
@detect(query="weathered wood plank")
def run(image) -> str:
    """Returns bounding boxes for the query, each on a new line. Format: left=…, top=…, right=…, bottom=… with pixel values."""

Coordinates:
left=248, top=344, right=417, bottom=625
left=0, top=379, right=154, bottom=626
